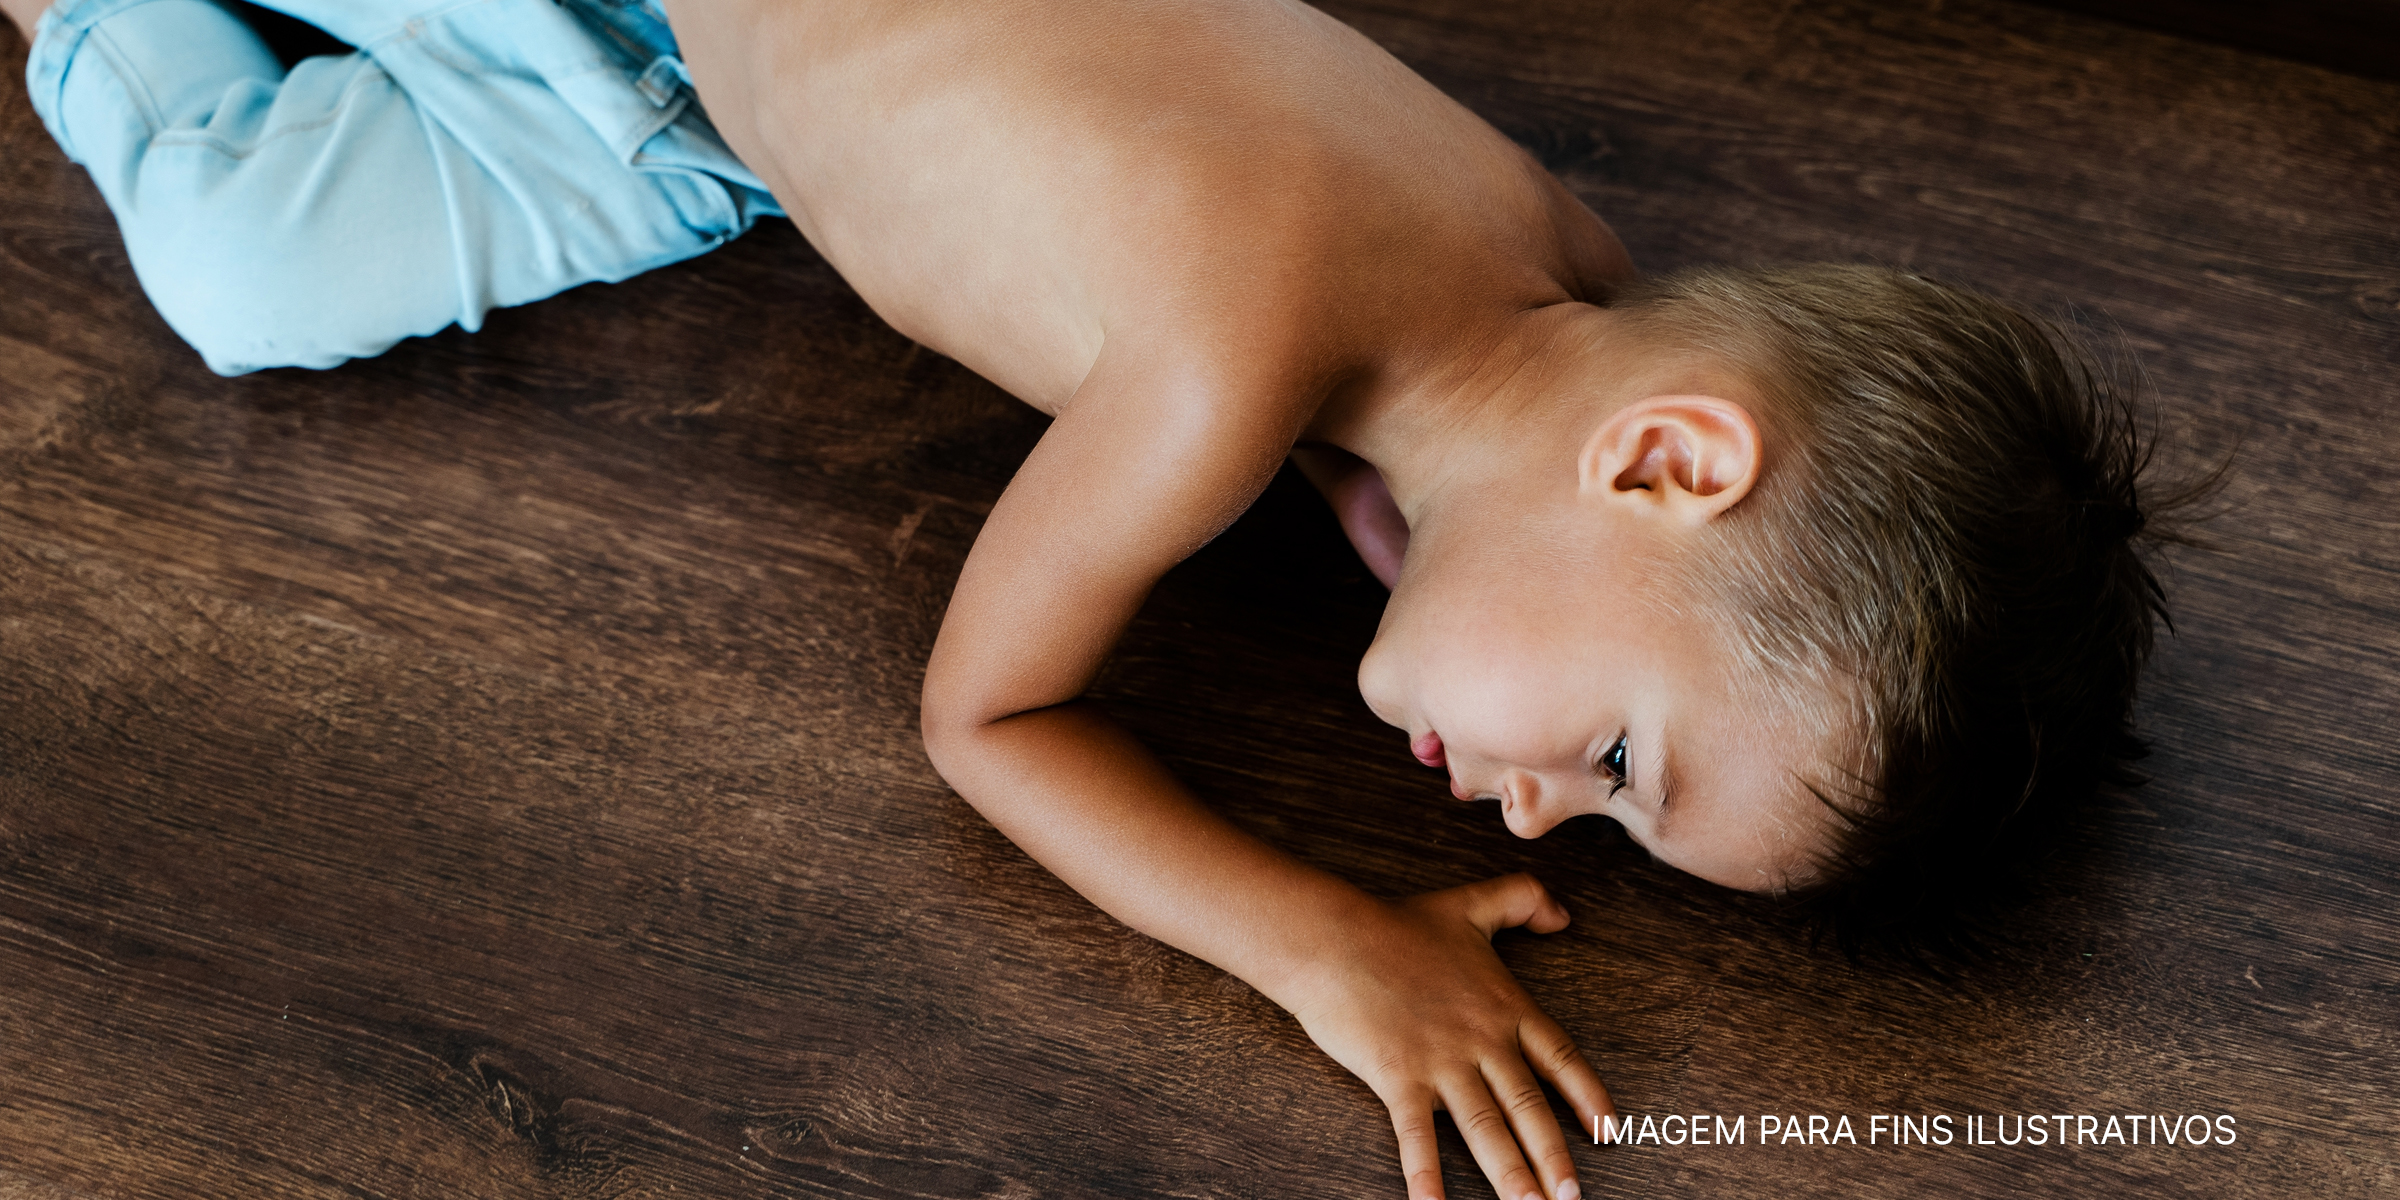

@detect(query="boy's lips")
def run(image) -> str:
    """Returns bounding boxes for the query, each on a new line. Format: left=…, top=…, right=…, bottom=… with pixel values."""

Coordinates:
left=1410, top=730, right=1446, bottom=768
left=1415, top=731, right=1478, bottom=800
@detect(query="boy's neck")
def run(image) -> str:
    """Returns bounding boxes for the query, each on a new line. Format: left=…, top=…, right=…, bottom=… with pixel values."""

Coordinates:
left=1324, top=301, right=1638, bottom=531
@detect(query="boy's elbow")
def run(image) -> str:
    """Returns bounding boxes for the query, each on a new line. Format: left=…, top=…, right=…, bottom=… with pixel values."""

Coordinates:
left=919, top=645, right=1081, bottom=790
left=918, top=665, right=999, bottom=782
left=919, top=702, right=974, bottom=781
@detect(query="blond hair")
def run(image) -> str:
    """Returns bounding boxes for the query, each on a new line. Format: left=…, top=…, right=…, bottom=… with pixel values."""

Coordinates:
left=1616, top=264, right=2200, bottom=955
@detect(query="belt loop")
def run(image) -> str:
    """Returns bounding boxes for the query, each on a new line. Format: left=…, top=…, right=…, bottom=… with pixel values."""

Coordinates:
left=634, top=54, right=688, bottom=108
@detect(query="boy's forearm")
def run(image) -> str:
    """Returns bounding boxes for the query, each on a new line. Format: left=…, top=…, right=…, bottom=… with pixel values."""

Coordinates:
left=926, top=699, right=1376, bottom=1004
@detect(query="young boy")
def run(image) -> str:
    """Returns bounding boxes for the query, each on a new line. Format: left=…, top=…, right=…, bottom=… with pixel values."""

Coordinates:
left=7, top=2, right=2172, bottom=1198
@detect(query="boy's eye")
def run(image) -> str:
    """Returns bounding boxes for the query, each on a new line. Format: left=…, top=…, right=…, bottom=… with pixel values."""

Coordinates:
left=1600, top=734, right=1629, bottom=793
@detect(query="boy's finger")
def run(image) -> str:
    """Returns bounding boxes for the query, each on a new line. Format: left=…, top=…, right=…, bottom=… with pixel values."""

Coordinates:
left=1455, top=872, right=1567, bottom=938
left=1482, top=1056, right=1581, bottom=1200
left=1521, top=1013, right=1616, bottom=1136
left=1443, top=1080, right=1547, bottom=1200
left=1384, top=1090, right=1448, bottom=1200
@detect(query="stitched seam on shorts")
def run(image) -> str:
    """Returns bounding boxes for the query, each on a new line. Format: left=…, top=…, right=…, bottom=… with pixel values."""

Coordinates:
left=30, top=21, right=95, bottom=158
left=82, top=22, right=166, bottom=139
left=146, top=65, right=385, bottom=160
left=348, top=0, right=501, bottom=53
left=396, top=1, right=616, bottom=79
left=412, top=40, right=619, bottom=80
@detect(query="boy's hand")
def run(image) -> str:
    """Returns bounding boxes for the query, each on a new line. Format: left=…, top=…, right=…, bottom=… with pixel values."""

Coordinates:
left=1284, top=873, right=1612, bottom=1200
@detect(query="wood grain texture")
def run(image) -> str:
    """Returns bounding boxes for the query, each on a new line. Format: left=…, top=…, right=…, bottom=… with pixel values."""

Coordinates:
left=1, top=1, right=2394, bottom=1197
left=2024, top=0, right=2400, bottom=81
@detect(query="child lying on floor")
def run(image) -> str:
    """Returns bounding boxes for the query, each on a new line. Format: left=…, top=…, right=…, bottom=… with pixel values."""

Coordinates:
left=7, top=0, right=2175, bottom=1196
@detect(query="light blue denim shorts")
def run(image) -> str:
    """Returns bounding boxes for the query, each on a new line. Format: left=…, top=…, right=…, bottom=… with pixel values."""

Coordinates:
left=26, top=0, right=782, bottom=375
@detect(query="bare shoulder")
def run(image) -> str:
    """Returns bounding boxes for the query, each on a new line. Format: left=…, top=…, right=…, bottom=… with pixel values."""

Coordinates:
left=668, top=0, right=1627, bottom=408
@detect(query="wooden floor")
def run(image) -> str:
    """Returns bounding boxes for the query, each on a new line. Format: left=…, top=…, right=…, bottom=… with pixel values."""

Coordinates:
left=2, top=2, right=2394, bottom=1197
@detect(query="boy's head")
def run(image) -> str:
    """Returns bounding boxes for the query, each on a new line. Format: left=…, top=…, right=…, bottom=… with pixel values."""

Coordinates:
left=1623, top=264, right=2182, bottom=953
left=1360, top=263, right=2177, bottom=954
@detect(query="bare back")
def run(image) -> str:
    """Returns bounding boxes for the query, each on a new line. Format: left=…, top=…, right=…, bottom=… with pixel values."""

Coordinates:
left=662, top=0, right=1630, bottom=415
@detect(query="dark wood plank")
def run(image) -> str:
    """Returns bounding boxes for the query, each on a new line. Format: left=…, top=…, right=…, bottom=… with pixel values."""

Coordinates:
left=1, top=1, right=2395, bottom=1198
left=2026, top=0, right=2400, bottom=81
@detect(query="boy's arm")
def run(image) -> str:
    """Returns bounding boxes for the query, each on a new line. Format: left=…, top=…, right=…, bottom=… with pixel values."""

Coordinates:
left=920, top=347, right=1612, bottom=1200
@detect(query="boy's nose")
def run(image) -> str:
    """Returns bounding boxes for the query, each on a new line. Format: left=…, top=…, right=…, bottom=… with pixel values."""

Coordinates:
left=1501, top=775, right=1569, bottom=838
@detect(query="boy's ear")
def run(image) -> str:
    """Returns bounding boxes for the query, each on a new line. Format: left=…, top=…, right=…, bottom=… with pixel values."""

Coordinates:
left=1577, top=394, right=1762, bottom=523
